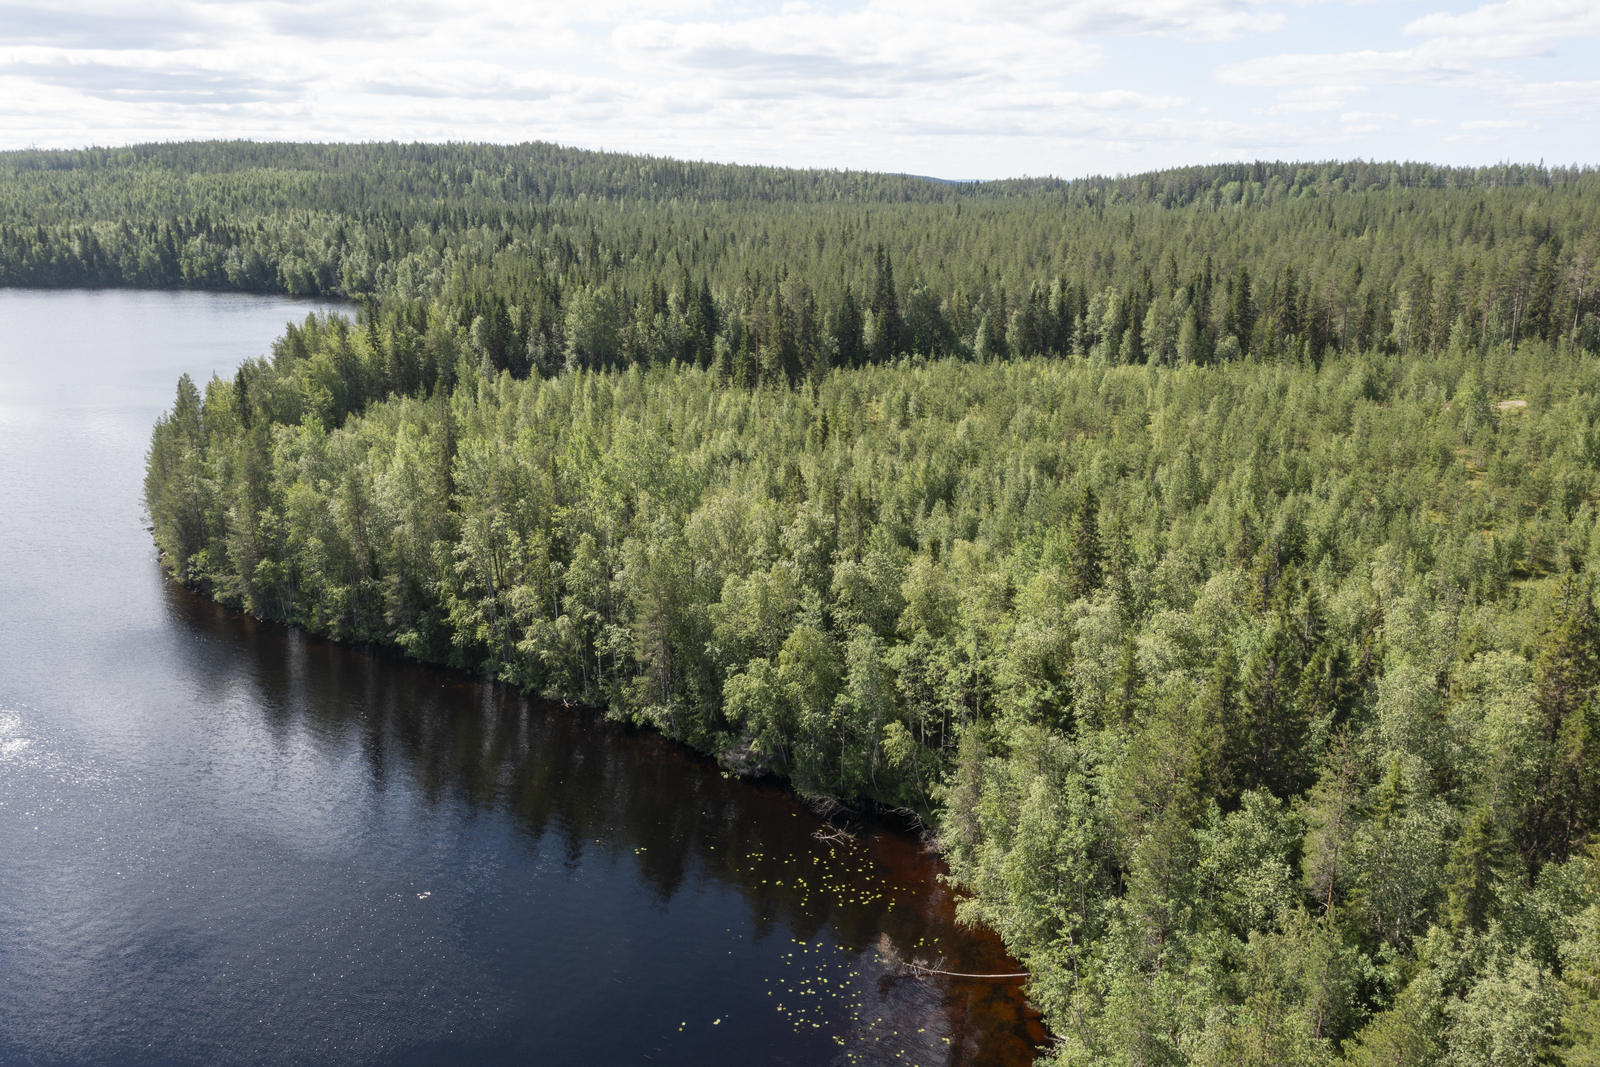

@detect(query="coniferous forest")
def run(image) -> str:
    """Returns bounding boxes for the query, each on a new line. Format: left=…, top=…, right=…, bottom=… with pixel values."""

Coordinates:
left=10, top=140, right=1600, bottom=1064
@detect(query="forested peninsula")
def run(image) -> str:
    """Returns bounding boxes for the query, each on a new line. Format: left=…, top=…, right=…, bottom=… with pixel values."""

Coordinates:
left=10, top=140, right=1600, bottom=1064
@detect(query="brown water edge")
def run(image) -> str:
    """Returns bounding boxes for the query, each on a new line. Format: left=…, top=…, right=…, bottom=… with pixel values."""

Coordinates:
left=163, top=578, right=1047, bottom=1066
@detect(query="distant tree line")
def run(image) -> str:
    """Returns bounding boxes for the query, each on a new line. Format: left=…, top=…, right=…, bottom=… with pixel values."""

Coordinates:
left=3, top=143, right=1596, bottom=372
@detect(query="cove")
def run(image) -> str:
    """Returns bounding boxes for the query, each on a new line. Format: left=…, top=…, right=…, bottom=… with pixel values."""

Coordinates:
left=0, top=289, right=1040, bottom=1066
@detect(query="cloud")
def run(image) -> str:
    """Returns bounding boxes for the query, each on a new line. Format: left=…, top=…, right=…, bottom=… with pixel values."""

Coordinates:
left=610, top=0, right=1288, bottom=105
left=1214, top=0, right=1598, bottom=97
left=1214, top=41, right=1496, bottom=88
left=0, top=2, right=210, bottom=49
left=1498, top=79, right=1600, bottom=113
left=0, top=61, right=279, bottom=104
left=0, top=0, right=1591, bottom=175
left=351, top=64, right=632, bottom=107
left=1070, top=91, right=1191, bottom=110
left=251, top=0, right=461, bottom=43
left=1402, top=0, right=1600, bottom=43
left=0, top=45, right=312, bottom=103
left=1203, top=0, right=1595, bottom=170
left=612, top=8, right=1105, bottom=92
left=1259, top=85, right=1367, bottom=115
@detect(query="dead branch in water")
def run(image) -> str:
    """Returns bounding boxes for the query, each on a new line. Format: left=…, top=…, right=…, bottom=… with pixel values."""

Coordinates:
left=801, top=791, right=859, bottom=819
left=800, top=791, right=860, bottom=842
left=874, top=933, right=1029, bottom=982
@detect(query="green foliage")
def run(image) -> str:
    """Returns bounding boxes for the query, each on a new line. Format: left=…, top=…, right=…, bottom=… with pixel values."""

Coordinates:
left=6, top=144, right=1600, bottom=374
left=120, top=145, right=1600, bottom=1062
left=145, top=343, right=1600, bottom=1062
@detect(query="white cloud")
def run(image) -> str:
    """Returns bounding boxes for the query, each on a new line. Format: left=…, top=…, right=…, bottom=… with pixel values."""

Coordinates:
left=0, top=0, right=1591, bottom=174
left=1214, top=40, right=1497, bottom=88
left=0, top=0, right=1282, bottom=171
left=1259, top=85, right=1366, bottom=115
left=1214, top=0, right=1597, bottom=89
left=1498, top=79, right=1600, bottom=113
left=1206, top=0, right=1597, bottom=165
left=1248, top=84, right=1363, bottom=116
left=1402, top=0, right=1600, bottom=43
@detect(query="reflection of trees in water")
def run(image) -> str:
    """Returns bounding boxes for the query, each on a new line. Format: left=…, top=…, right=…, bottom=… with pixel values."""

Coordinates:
left=169, top=585, right=1040, bottom=1065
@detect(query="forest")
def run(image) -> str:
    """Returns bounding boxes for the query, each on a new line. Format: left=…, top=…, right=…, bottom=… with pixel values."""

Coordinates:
left=10, top=138, right=1598, bottom=1063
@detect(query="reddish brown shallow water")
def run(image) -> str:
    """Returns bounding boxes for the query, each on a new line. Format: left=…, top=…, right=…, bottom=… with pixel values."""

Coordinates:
left=0, top=289, right=1041, bottom=1066
left=170, top=588, right=1046, bottom=1065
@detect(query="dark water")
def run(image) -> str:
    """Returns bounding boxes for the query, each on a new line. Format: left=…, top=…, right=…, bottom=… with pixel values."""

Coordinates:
left=0, top=290, right=1042, bottom=1066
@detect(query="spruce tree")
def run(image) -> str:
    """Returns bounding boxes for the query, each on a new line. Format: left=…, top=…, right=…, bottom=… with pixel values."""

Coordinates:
left=1068, top=487, right=1102, bottom=601
left=836, top=285, right=863, bottom=367
left=869, top=245, right=901, bottom=361
left=1520, top=581, right=1600, bottom=866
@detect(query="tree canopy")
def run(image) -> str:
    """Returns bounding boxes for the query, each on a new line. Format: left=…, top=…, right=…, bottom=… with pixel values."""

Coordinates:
left=67, top=140, right=1600, bottom=1064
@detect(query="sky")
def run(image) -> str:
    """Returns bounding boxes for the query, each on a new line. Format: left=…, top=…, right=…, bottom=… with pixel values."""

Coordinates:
left=1, top=0, right=1596, bottom=179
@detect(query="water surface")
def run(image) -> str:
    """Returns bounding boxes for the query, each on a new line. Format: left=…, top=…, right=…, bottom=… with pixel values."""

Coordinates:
left=0, top=290, right=1041, bottom=1066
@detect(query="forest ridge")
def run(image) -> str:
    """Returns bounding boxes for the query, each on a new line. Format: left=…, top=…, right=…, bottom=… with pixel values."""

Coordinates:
left=7, top=140, right=1596, bottom=1064
left=2, top=142, right=1593, bottom=372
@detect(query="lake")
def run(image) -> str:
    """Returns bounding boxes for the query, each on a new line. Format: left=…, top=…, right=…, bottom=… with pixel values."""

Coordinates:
left=0, top=289, right=1041, bottom=1066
